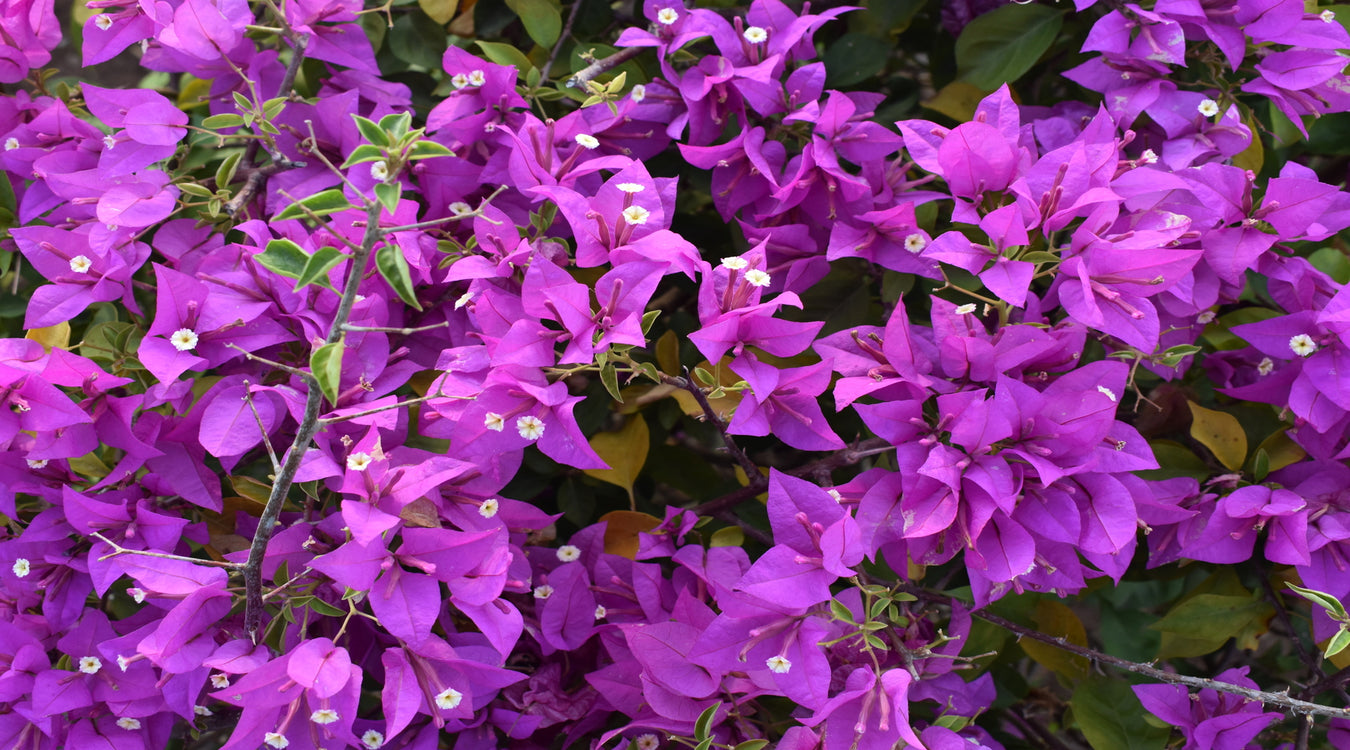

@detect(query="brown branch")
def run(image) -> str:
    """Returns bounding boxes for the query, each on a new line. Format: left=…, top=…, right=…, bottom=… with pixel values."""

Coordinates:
left=566, top=46, right=644, bottom=90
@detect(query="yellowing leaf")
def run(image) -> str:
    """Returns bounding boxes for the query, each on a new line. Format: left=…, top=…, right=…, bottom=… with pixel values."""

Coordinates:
left=68, top=451, right=111, bottom=480
left=1254, top=429, right=1306, bottom=474
left=418, top=0, right=458, bottom=24
left=1187, top=401, right=1247, bottom=471
left=1231, top=110, right=1264, bottom=173
left=922, top=81, right=989, bottom=122
left=1020, top=600, right=1089, bottom=680
left=25, top=322, right=70, bottom=352
left=583, top=414, right=650, bottom=503
left=710, top=526, right=744, bottom=547
left=599, top=510, right=662, bottom=559
left=671, top=358, right=744, bottom=420
left=656, top=329, right=680, bottom=375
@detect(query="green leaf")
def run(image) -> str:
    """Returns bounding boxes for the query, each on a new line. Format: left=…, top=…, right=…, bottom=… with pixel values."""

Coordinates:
left=261, top=96, right=287, bottom=122
left=1309, top=246, right=1350, bottom=284
left=1150, top=593, right=1275, bottom=658
left=868, top=596, right=890, bottom=620
left=202, top=113, right=245, bottom=129
left=231, top=90, right=253, bottom=114
left=1020, top=599, right=1090, bottom=680
left=1187, top=401, right=1247, bottom=472
left=823, top=32, right=892, bottom=88
left=599, top=362, right=621, bottom=402
left=375, top=243, right=422, bottom=310
left=375, top=181, right=401, bottom=214
left=341, top=144, right=388, bottom=168
left=1286, top=583, right=1349, bottom=620
left=294, top=246, right=346, bottom=291
left=407, top=140, right=455, bottom=160
left=275, top=189, right=355, bottom=221
left=390, top=10, right=447, bottom=69
left=694, top=703, right=718, bottom=741
left=640, top=309, right=660, bottom=336
left=255, top=239, right=309, bottom=280
left=505, top=0, right=562, bottom=47
left=709, top=526, right=743, bottom=547
left=475, top=40, right=534, bottom=73
left=378, top=112, right=413, bottom=140
left=732, top=742, right=769, bottom=750
left=1327, top=627, right=1350, bottom=658
left=215, top=150, right=243, bottom=190
left=351, top=116, right=391, bottom=147
left=178, top=182, right=214, bottom=198
left=295, top=596, right=347, bottom=618
left=418, top=0, right=458, bottom=24
left=829, top=599, right=855, bottom=624
left=1071, top=676, right=1169, bottom=750
left=310, top=340, right=346, bottom=406
left=955, top=4, right=1064, bottom=90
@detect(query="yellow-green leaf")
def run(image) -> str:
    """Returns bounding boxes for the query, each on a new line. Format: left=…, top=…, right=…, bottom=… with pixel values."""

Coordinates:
left=26, top=322, right=70, bottom=352
left=598, top=510, right=662, bottom=559
left=1253, top=429, right=1306, bottom=474
left=310, top=339, right=345, bottom=406
left=710, top=526, right=744, bottom=548
left=1187, top=401, right=1247, bottom=471
left=1020, top=599, right=1090, bottom=680
left=505, top=0, right=561, bottom=48
left=922, top=81, right=988, bottom=122
left=656, top=329, right=680, bottom=375
left=1231, top=109, right=1264, bottom=173
left=418, top=0, right=458, bottom=24
left=582, top=414, right=649, bottom=502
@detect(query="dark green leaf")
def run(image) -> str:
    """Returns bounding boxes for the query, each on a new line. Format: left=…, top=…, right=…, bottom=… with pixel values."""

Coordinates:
left=599, top=362, right=621, bottom=402
left=1150, top=593, right=1274, bottom=658
left=505, top=0, right=562, bottom=47
left=1071, top=676, right=1169, bottom=750
left=475, top=40, right=534, bottom=73
left=215, top=151, right=242, bottom=190
left=694, top=703, right=718, bottom=741
left=294, top=246, right=346, bottom=291
left=830, top=599, right=855, bottom=623
left=823, top=33, right=892, bottom=88
left=302, top=596, right=347, bottom=618
left=955, top=4, right=1064, bottom=90
left=390, top=10, right=447, bottom=69
left=375, top=244, right=423, bottom=310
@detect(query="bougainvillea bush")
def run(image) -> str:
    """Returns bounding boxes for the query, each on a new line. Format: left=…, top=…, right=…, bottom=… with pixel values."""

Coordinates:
left=6, top=0, right=1350, bottom=746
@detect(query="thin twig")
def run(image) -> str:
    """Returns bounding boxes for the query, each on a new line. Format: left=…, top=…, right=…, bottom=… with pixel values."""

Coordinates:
left=317, top=391, right=465, bottom=425
left=662, top=372, right=762, bottom=489
left=227, top=344, right=314, bottom=381
left=540, top=0, right=584, bottom=82
left=242, top=381, right=281, bottom=474
left=91, top=532, right=245, bottom=569
left=342, top=321, right=451, bottom=335
left=566, top=46, right=644, bottom=90
left=691, top=437, right=893, bottom=517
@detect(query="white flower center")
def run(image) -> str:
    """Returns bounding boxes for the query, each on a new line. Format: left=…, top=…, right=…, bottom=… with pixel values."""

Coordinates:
left=954, top=303, right=977, bottom=315
left=3, top=137, right=17, bottom=151
left=370, top=161, right=390, bottom=181
left=12, top=559, right=28, bottom=578
left=448, top=201, right=473, bottom=216
left=720, top=256, right=749, bottom=270
left=744, top=269, right=771, bottom=287
left=517, top=415, right=545, bottom=441
left=1289, top=334, right=1318, bottom=357
left=556, top=544, right=581, bottom=562
left=467, top=70, right=486, bottom=86
left=103, top=134, right=116, bottom=150
left=1096, top=385, right=1118, bottom=402
left=127, top=587, right=146, bottom=603
left=1197, top=98, right=1220, bottom=117
left=346, top=452, right=373, bottom=471
left=25, top=458, right=47, bottom=469
left=115, top=717, right=141, bottom=730
left=594, top=604, right=607, bottom=619
left=170, top=328, right=198, bottom=352
left=622, top=205, right=650, bottom=225
left=656, top=8, right=678, bottom=24
left=636, top=734, right=660, bottom=750
left=630, top=84, right=647, bottom=103
left=1322, top=9, right=1336, bottom=21
left=616, top=182, right=645, bottom=194
left=451, top=73, right=470, bottom=89
left=765, top=654, right=792, bottom=673
left=533, top=584, right=554, bottom=599
left=95, top=13, right=114, bottom=30
left=1257, top=357, right=1275, bottom=376
left=1139, top=149, right=1158, bottom=164
left=479, top=498, right=500, bottom=518
left=264, top=733, right=289, bottom=749
left=210, top=673, right=230, bottom=689
left=904, top=233, right=927, bottom=253
left=484, top=412, right=505, bottom=432
left=69, top=255, right=92, bottom=274
left=310, top=709, right=339, bottom=724
left=361, top=731, right=386, bottom=750
left=79, top=656, right=102, bottom=674
left=575, top=134, right=600, bottom=150
left=194, top=705, right=213, bottom=716
left=743, top=26, right=768, bottom=44
left=435, top=687, right=463, bottom=710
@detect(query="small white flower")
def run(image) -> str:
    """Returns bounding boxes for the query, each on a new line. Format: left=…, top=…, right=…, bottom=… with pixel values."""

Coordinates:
left=69, top=255, right=92, bottom=274
left=127, top=587, right=146, bottom=603
left=479, top=498, right=500, bottom=518
left=765, top=654, right=792, bottom=673
left=448, top=201, right=473, bottom=216
left=743, top=26, right=768, bottom=44
left=25, top=458, right=48, bottom=469
left=3, top=137, right=17, bottom=151
left=1322, top=9, right=1336, bottom=21
left=1196, top=310, right=1216, bottom=324
left=434, top=687, right=463, bottom=710
left=616, top=182, right=645, bottom=194
left=346, top=452, right=373, bottom=471
left=193, top=705, right=213, bottom=717
left=370, top=160, right=390, bottom=181
left=575, top=133, right=600, bottom=150
left=1197, top=98, right=1220, bottom=117
left=557, top=545, right=581, bottom=562
left=630, top=84, right=647, bottom=103
left=720, top=256, right=749, bottom=270
left=656, top=7, right=679, bottom=24
left=1289, top=334, right=1318, bottom=357
left=635, top=735, right=660, bottom=750
left=484, top=412, right=505, bottom=432
left=115, top=717, right=141, bottom=731
left=310, top=708, right=339, bottom=724
left=1257, top=357, right=1275, bottom=376
left=1139, top=149, right=1158, bottom=164
left=94, top=13, right=114, bottom=30
left=622, top=205, right=650, bottom=225
left=533, top=584, right=555, bottom=599
left=264, top=733, right=289, bottom=750
left=116, top=654, right=131, bottom=671
left=455, top=290, right=475, bottom=309
left=451, top=73, right=470, bottom=89
left=170, top=328, right=198, bottom=352
left=467, top=70, right=486, bottom=87
left=1096, top=385, right=1118, bottom=403
left=483, top=122, right=497, bottom=133
left=210, top=673, right=230, bottom=689
left=361, top=730, right=386, bottom=750
left=12, top=559, right=29, bottom=578
left=954, top=303, right=978, bottom=315
left=79, top=656, right=102, bottom=675
left=744, top=269, right=771, bottom=287
left=517, top=415, right=545, bottom=441
left=103, top=134, right=116, bottom=150
left=904, top=233, right=927, bottom=253
left=594, top=604, right=607, bottom=620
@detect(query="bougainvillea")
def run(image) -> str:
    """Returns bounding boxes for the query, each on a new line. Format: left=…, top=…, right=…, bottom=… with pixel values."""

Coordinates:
left=3, top=0, right=1350, bottom=747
